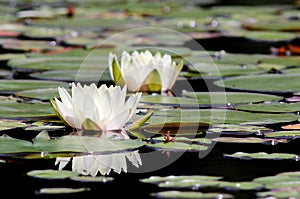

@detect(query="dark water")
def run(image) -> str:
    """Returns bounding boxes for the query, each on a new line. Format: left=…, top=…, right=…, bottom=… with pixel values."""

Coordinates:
left=1, top=136, right=300, bottom=199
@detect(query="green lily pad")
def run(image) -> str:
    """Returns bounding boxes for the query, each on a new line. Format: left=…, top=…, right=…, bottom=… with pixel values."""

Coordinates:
left=225, top=30, right=297, bottom=41
left=140, top=175, right=223, bottom=184
left=243, top=21, right=300, bottom=32
left=0, top=79, right=69, bottom=94
left=142, top=122, right=209, bottom=135
left=0, top=130, right=145, bottom=154
left=36, top=187, right=89, bottom=194
left=15, top=88, right=66, bottom=101
left=151, top=191, right=234, bottom=199
left=2, top=39, right=63, bottom=52
left=214, top=74, right=300, bottom=94
left=212, top=137, right=288, bottom=145
left=24, top=121, right=65, bottom=131
left=187, top=63, right=266, bottom=77
left=257, top=189, right=300, bottom=199
left=70, top=176, right=114, bottom=183
left=207, top=124, right=272, bottom=135
left=140, top=95, right=200, bottom=107
left=0, top=101, right=55, bottom=119
left=259, top=56, right=300, bottom=67
left=235, top=102, right=300, bottom=113
left=182, top=91, right=283, bottom=105
left=150, top=109, right=300, bottom=125
left=146, top=141, right=209, bottom=152
left=7, top=54, right=108, bottom=72
left=30, top=69, right=111, bottom=82
left=0, top=119, right=27, bottom=131
left=224, top=152, right=298, bottom=160
left=27, top=169, right=79, bottom=179
left=218, top=181, right=263, bottom=190
left=158, top=180, right=220, bottom=189
left=263, top=130, right=300, bottom=139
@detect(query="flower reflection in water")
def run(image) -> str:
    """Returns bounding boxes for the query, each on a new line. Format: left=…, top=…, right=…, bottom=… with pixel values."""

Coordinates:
left=55, top=130, right=142, bottom=176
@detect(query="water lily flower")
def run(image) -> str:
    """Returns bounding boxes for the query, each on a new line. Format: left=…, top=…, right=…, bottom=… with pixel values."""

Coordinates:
left=108, top=50, right=183, bottom=93
left=50, top=82, right=142, bottom=131
left=55, top=130, right=142, bottom=176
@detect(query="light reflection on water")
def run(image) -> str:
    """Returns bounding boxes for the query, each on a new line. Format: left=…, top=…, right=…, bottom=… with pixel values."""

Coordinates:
left=55, top=129, right=142, bottom=176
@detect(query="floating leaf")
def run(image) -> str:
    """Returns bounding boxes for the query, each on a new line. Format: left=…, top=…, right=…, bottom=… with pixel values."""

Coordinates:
left=212, top=137, right=288, bottom=145
left=0, top=119, right=27, bottom=131
left=27, top=169, right=79, bottom=179
left=146, top=140, right=209, bottom=152
left=36, top=187, right=89, bottom=194
left=0, top=79, right=69, bottom=94
left=151, top=191, right=234, bottom=199
left=214, top=74, right=300, bottom=94
left=207, top=124, right=272, bottom=135
left=235, top=102, right=300, bottom=113
left=70, top=176, right=114, bottom=183
left=182, top=91, right=283, bottom=105
left=263, top=130, right=300, bottom=139
left=140, top=175, right=223, bottom=184
left=224, top=152, right=298, bottom=160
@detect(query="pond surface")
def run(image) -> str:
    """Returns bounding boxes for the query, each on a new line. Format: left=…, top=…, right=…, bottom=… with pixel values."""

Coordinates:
left=1, top=0, right=300, bottom=198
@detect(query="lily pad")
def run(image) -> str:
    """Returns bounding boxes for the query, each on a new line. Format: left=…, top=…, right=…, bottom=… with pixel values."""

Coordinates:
left=140, top=95, right=200, bottom=107
left=142, top=122, right=209, bottom=135
left=140, top=175, right=223, bottom=184
left=36, top=187, right=89, bottom=194
left=263, top=130, right=300, bottom=139
left=0, top=131, right=145, bottom=154
left=0, top=119, right=27, bottom=131
left=212, top=137, right=288, bottom=145
left=151, top=191, right=234, bottom=199
left=150, top=109, right=300, bottom=125
left=0, top=101, right=55, bottom=119
left=15, top=88, right=65, bottom=101
left=235, top=102, right=300, bottom=113
left=70, top=176, right=114, bottom=183
left=27, top=169, right=79, bottom=179
left=224, top=152, right=298, bottom=160
left=146, top=140, right=209, bottom=152
left=0, top=79, right=69, bottom=94
left=30, top=69, right=111, bottom=82
left=207, top=124, right=272, bottom=135
left=182, top=91, right=283, bottom=105
left=214, top=74, right=300, bottom=94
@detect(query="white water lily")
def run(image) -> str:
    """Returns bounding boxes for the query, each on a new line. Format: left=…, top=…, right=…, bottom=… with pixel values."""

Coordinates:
left=55, top=130, right=142, bottom=176
left=108, top=50, right=183, bottom=93
left=50, top=82, right=142, bottom=131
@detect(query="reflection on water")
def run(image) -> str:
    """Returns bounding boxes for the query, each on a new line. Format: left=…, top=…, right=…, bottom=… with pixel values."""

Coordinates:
left=55, top=129, right=142, bottom=176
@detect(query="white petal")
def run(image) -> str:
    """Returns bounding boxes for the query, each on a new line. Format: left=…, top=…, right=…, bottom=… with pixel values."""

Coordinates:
left=58, top=87, right=72, bottom=108
left=105, top=109, right=131, bottom=131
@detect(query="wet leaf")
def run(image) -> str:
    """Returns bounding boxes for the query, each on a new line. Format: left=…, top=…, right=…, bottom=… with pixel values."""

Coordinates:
left=70, top=176, right=114, bottom=183
left=37, top=187, right=89, bottom=194
left=182, top=91, right=283, bottom=105
left=214, top=74, right=300, bottom=94
left=151, top=191, right=234, bottom=199
left=224, top=152, right=298, bottom=160
left=27, top=169, right=79, bottom=179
